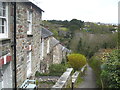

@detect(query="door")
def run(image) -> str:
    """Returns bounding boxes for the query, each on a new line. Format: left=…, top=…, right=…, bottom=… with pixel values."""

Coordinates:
left=27, top=51, right=32, bottom=78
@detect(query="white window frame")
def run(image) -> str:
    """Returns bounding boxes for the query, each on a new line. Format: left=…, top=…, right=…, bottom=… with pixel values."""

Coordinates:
left=27, top=51, right=32, bottom=78
left=47, top=39, right=50, bottom=54
left=41, top=39, right=44, bottom=59
left=0, top=2, right=8, bottom=38
left=27, top=10, right=32, bottom=35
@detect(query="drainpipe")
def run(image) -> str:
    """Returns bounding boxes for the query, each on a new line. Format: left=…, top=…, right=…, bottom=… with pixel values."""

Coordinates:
left=13, top=2, right=17, bottom=89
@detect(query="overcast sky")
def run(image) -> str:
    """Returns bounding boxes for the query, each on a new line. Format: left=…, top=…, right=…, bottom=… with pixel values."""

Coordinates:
left=36, top=0, right=119, bottom=24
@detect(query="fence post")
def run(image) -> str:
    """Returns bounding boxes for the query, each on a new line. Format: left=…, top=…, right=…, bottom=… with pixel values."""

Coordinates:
left=71, top=82, right=74, bottom=90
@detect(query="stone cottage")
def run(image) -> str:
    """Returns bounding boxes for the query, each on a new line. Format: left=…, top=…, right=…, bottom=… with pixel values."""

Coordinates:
left=40, top=27, right=71, bottom=73
left=0, top=2, right=15, bottom=88
left=53, top=43, right=71, bottom=64
left=40, top=27, right=53, bottom=73
left=0, top=1, right=44, bottom=88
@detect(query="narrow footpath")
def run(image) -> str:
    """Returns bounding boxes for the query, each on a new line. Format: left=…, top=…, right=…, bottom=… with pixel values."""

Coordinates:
left=79, top=64, right=97, bottom=88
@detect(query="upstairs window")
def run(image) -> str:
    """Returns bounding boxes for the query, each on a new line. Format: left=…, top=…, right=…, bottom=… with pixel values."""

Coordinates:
left=27, top=10, right=32, bottom=35
left=0, top=2, right=8, bottom=38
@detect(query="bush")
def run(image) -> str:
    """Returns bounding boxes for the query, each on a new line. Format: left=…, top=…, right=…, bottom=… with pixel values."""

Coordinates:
left=35, top=64, right=66, bottom=76
left=35, top=71, right=40, bottom=77
left=101, top=50, right=120, bottom=88
left=88, top=49, right=120, bottom=88
left=67, top=53, right=87, bottom=70
left=35, top=71, right=49, bottom=77
left=49, top=64, right=66, bottom=76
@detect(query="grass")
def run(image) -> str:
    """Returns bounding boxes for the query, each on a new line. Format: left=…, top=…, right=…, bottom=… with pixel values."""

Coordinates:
left=74, top=73, right=84, bottom=88
left=39, top=81, right=56, bottom=84
left=36, top=80, right=56, bottom=88
left=59, top=27, right=69, bottom=31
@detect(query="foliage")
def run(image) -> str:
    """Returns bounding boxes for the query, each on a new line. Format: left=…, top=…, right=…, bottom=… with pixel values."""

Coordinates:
left=74, top=73, right=83, bottom=88
left=52, top=30, right=58, bottom=37
left=35, top=71, right=49, bottom=76
left=65, top=62, right=72, bottom=68
left=67, top=54, right=87, bottom=70
left=85, top=23, right=114, bottom=34
left=76, top=32, right=118, bottom=58
left=39, top=81, right=55, bottom=84
left=35, top=71, right=40, bottom=77
left=59, top=27, right=68, bottom=31
left=43, top=20, right=117, bottom=59
left=36, top=80, right=39, bottom=85
left=47, top=19, right=84, bottom=30
left=88, top=49, right=120, bottom=88
left=35, top=64, right=66, bottom=76
left=49, top=64, right=66, bottom=76
left=100, top=50, right=120, bottom=88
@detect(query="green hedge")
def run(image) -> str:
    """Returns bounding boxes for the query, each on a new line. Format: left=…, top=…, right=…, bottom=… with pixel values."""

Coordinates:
left=35, top=64, right=67, bottom=76
left=101, top=50, right=120, bottom=88
left=67, top=53, right=87, bottom=70
left=88, top=50, right=120, bottom=88
left=49, top=64, right=66, bottom=76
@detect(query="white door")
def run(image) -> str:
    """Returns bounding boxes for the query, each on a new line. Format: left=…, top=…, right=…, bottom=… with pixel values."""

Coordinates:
left=27, top=51, right=32, bottom=78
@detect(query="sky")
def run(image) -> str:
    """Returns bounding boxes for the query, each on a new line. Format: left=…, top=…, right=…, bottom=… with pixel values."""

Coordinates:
left=35, top=0, right=119, bottom=24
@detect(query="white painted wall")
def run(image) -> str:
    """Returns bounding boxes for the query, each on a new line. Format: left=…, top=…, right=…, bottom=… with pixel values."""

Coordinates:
left=0, top=62, right=12, bottom=89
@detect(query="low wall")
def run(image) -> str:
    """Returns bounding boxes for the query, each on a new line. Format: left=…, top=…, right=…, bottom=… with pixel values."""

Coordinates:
left=72, top=71, right=80, bottom=84
left=52, top=65, right=87, bottom=89
left=52, top=68, right=73, bottom=89
left=37, top=76, right=59, bottom=82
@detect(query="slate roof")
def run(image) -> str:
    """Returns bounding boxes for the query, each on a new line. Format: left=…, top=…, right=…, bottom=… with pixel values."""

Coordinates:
left=28, top=0, right=44, bottom=12
left=4, top=0, right=44, bottom=12
left=62, top=46, right=71, bottom=53
left=41, top=27, right=53, bottom=38
left=50, top=37, right=59, bottom=48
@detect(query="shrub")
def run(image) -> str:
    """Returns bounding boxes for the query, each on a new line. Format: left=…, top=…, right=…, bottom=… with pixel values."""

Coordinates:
left=67, top=53, right=87, bottom=70
left=36, top=80, right=39, bottom=85
left=49, top=64, right=66, bottom=76
left=88, top=49, right=120, bottom=88
left=35, top=71, right=40, bottom=77
left=101, top=50, right=120, bottom=88
left=35, top=71, right=49, bottom=76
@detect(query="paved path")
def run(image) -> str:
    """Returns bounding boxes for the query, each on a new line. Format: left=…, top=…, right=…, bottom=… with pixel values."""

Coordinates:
left=79, top=65, right=97, bottom=88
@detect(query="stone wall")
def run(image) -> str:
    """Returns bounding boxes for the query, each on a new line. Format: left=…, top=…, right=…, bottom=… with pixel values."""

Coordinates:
left=40, top=37, right=53, bottom=73
left=53, top=44, right=63, bottom=64
left=15, top=2, right=42, bottom=87
left=29, top=3, right=42, bottom=77
left=52, top=68, right=73, bottom=88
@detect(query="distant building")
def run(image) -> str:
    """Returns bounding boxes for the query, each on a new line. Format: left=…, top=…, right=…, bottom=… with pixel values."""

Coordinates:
left=40, top=27, right=53, bottom=73
left=40, top=27, right=71, bottom=73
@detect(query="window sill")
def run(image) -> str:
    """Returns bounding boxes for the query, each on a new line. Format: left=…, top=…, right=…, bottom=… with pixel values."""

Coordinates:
left=0, top=38, right=11, bottom=42
left=27, top=34, right=33, bottom=37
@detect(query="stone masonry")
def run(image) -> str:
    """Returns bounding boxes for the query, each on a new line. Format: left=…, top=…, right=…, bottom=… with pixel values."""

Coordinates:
left=15, top=2, right=43, bottom=87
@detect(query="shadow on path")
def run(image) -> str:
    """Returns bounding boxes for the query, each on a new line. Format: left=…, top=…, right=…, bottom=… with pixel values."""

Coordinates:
left=79, top=64, right=97, bottom=88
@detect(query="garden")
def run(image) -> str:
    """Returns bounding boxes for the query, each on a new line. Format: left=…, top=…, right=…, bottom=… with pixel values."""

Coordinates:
left=35, top=53, right=87, bottom=88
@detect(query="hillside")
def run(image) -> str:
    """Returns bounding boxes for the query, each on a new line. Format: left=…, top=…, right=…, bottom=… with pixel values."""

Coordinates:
left=42, top=19, right=118, bottom=58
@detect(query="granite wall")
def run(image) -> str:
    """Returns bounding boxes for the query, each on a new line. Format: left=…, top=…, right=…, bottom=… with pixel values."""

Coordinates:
left=15, top=2, right=42, bottom=87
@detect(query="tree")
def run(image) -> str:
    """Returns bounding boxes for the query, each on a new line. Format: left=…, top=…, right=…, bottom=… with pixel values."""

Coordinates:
left=67, top=54, right=87, bottom=70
